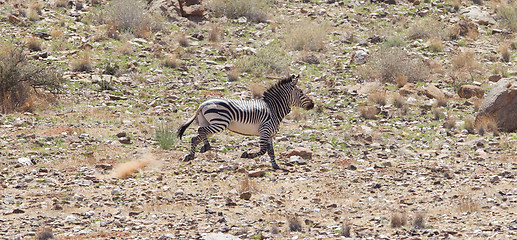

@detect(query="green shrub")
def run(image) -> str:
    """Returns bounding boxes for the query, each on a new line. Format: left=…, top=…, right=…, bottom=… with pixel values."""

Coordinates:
left=155, top=123, right=176, bottom=150
left=496, top=3, right=517, bottom=32
left=236, top=43, right=290, bottom=76
left=105, top=0, right=158, bottom=37
left=207, top=0, right=270, bottom=23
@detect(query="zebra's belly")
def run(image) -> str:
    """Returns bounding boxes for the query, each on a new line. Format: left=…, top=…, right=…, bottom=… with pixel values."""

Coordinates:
left=227, top=121, right=261, bottom=136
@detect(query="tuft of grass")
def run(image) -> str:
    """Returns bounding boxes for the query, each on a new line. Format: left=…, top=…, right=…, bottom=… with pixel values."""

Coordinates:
left=206, top=0, right=270, bottom=23
left=271, top=224, right=280, bottom=234
left=105, top=0, right=158, bottom=38
left=444, top=117, right=456, bottom=130
left=476, top=115, right=499, bottom=136
left=464, top=117, right=475, bottom=134
left=407, top=17, right=443, bottom=40
left=286, top=20, right=328, bottom=52
left=162, top=54, right=180, bottom=69
left=26, top=37, right=42, bottom=52
left=208, top=23, right=222, bottom=42
left=236, top=43, right=290, bottom=76
left=413, top=212, right=426, bottom=229
left=287, top=216, right=302, bottom=232
left=71, top=51, right=92, bottom=72
left=359, top=105, right=378, bottom=120
left=227, top=69, right=239, bottom=82
left=435, top=95, right=448, bottom=107
left=459, top=195, right=479, bottom=213
left=360, top=47, right=428, bottom=84
left=115, top=41, right=133, bottom=55
left=452, top=50, right=478, bottom=72
left=250, top=83, right=265, bottom=99
left=177, top=33, right=189, bottom=47
left=428, top=37, right=444, bottom=52
left=341, top=221, right=351, bottom=237
left=499, top=43, right=511, bottom=62
left=391, top=212, right=407, bottom=228
left=368, top=90, right=387, bottom=106
left=432, top=108, right=445, bottom=120
left=392, top=93, right=406, bottom=109
left=155, top=123, right=176, bottom=150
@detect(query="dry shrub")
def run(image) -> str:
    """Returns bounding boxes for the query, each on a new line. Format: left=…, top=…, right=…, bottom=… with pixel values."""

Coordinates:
left=413, top=212, right=426, bottom=229
left=495, top=2, right=517, bottom=32
left=392, top=93, right=406, bottom=108
left=115, top=41, right=132, bottom=55
left=452, top=50, right=478, bottom=72
left=463, top=117, right=475, bottom=134
left=0, top=43, right=63, bottom=113
left=50, top=28, right=64, bottom=40
left=71, top=51, right=92, bottom=72
left=492, top=63, right=509, bottom=78
left=287, top=216, right=302, bottom=232
left=112, top=155, right=153, bottom=179
left=361, top=47, right=428, bottom=84
left=432, top=107, right=445, bottom=120
left=444, top=117, right=456, bottom=129
left=271, top=224, right=280, bottom=234
left=472, top=97, right=483, bottom=111
left=452, top=0, right=461, bottom=10
left=26, top=37, right=41, bottom=51
left=208, top=23, right=222, bottom=42
left=368, top=90, right=387, bottom=106
left=250, top=83, right=265, bottom=99
left=359, top=105, right=378, bottom=119
left=395, top=72, right=408, bottom=88
left=36, top=229, right=54, bottom=240
left=177, top=33, right=189, bottom=47
left=105, top=0, right=159, bottom=38
left=206, top=0, right=270, bottom=23
left=435, top=95, right=448, bottom=107
left=459, top=195, right=479, bottom=213
left=391, top=212, right=407, bottom=228
left=428, top=37, right=444, bottom=52
left=499, top=43, right=511, bottom=62
left=227, top=69, right=239, bottom=82
left=162, top=54, right=180, bottom=69
left=54, top=0, right=68, bottom=8
left=286, top=20, right=327, bottom=52
left=476, top=115, right=499, bottom=136
left=341, top=221, right=351, bottom=237
left=407, top=17, right=443, bottom=40
left=236, top=43, right=290, bottom=76
left=239, top=176, right=257, bottom=194
left=429, top=60, right=445, bottom=75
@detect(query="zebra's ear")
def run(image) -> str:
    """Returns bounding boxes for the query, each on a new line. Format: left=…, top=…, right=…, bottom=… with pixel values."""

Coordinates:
left=291, top=74, right=299, bottom=85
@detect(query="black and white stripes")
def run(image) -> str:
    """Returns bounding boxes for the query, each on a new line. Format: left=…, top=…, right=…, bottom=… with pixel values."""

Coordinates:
left=177, top=75, right=314, bottom=169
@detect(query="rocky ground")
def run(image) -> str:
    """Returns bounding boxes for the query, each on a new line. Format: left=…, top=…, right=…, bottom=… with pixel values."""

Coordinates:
left=1, top=0, right=517, bottom=239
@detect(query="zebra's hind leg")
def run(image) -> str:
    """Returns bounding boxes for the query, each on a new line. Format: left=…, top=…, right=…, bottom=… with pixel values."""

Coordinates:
left=199, top=139, right=211, bottom=153
left=183, top=135, right=203, bottom=161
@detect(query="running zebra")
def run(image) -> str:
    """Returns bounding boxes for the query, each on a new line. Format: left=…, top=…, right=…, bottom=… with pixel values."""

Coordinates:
left=177, top=75, right=314, bottom=169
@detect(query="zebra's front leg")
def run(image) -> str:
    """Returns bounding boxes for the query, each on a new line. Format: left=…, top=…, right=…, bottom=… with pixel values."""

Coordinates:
left=241, top=136, right=269, bottom=159
left=266, top=139, right=280, bottom=169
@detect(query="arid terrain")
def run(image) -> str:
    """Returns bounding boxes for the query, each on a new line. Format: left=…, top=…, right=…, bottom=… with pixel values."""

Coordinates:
left=0, top=0, right=516, bottom=239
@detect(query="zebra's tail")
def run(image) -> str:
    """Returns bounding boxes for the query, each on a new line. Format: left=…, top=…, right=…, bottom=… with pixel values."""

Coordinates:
left=177, top=108, right=199, bottom=140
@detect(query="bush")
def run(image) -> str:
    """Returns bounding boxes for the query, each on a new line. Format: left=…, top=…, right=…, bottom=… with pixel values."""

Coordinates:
left=206, top=0, right=270, bottom=23
left=0, top=43, right=64, bottom=113
left=236, top=43, right=290, bottom=76
left=155, top=123, right=176, bottom=150
left=360, top=47, right=428, bottom=84
left=407, top=17, right=443, bottom=40
left=105, top=0, right=158, bottom=37
left=496, top=3, right=517, bottom=32
left=286, top=20, right=327, bottom=51
left=71, top=51, right=92, bottom=72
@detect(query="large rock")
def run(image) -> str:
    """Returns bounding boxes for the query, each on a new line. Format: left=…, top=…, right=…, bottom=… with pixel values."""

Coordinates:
left=476, top=77, right=517, bottom=132
left=458, top=85, right=484, bottom=99
left=285, top=147, right=313, bottom=159
left=460, top=6, right=496, bottom=25
left=424, top=84, right=446, bottom=100
left=149, top=0, right=204, bottom=20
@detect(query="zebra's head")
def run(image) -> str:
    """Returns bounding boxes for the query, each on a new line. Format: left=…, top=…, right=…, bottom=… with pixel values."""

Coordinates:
left=288, top=75, right=314, bottom=110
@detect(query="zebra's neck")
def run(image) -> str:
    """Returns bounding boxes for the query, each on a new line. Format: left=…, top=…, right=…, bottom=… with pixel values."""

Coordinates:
left=263, top=95, right=291, bottom=121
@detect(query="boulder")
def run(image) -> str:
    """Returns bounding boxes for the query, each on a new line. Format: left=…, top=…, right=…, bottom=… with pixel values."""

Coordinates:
left=285, top=147, right=313, bottom=159
left=460, top=6, right=496, bottom=25
left=489, top=75, right=502, bottom=82
left=424, top=84, right=446, bottom=100
left=456, top=18, right=478, bottom=36
left=398, top=83, right=419, bottom=96
left=476, top=77, right=517, bottom=132
left=458, top=85, right=484, bottom=99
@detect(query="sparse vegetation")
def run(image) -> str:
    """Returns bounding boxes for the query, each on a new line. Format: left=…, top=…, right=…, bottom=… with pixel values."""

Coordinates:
left=236, top=43, right=290, bottom=76
left=359, top=105, right=378, bottom=119
left=391, top=212, right=407, bottom=228
left=413, top=213, right=426, bottom=229
left=495, top=2, right=517, bottom=32
left=26, top=37, right=41, bottom=51
left=105, top=0, right=157, bottom=37
left=155, top=123, right=176, bottom=150
left=287, top=216, right=302, bottom=232
left=286, top=20, right=327, bottom=52
left=207, top=0, right=270, bottom=23
left=71, top=51, right=92, bottom=72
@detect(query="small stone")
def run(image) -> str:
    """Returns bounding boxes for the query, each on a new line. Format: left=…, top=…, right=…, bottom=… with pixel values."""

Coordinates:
left=116, top=132, right=127, bottom=138
left=248, top=170, right=265, bottom=178
left=489, top=75, right=502, bottom=82
left=239, top=191, right=252, bottom=200
left=109, top=95, right=128, bottom=101
left=285, top=147, right=313, bottom=159
left=18, top=157, right=33, bottom=166
left=12, top=208, right=25, bottom=214
left=118, top=136, right=131, bottom=144
left=347, top=164, right=357, bottom=170
left=129, top=211, right=142, bottom=217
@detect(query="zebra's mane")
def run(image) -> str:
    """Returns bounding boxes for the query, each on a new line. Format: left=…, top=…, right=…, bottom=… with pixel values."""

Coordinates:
left=262, top=76, right=293, bottom=100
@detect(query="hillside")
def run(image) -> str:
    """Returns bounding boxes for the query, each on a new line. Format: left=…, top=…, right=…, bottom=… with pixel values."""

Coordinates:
left=0, top=0, right=516, bottom=239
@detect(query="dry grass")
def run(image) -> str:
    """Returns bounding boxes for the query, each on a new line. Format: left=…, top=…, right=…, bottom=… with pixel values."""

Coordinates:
left=392, top=93, right=406, bottom=109
left=499, top=43, right=511, bottom=62
left=287, top=216, right=302, bottom=232
left=391, top=212, right=407, bottom=228
left=428, top=37, right=444, bottom=52
left=464, top=117, right=476, bottom=134
left=112, top=154, right=154, bottom=179
left=432, top=108, right=445, bottom=120
left=71, top=51, right=92, bottom=72
left=360, top=47, right=428, bottom=84
left=341, top=221, right=351, bottom=237
left=472, top=97, right=483, bottom=111
left=459, top=195, right=479, bottom=213
left=105, top=0, right=157, bottom=38
left=239, top=176, right=258, bottom=194
left=359, top=105, right=378, bottom=120
left=495, top=2, right=517, bottom=32
left=407, top=17, right=443, bottom=40
left=54, top=0, right=68, bottom=8
left=395, top=72, right=408, bottom=88
left=50, top=28, right=64, bottom=40
left=368, top=90, right=387, bottom=106
left=162, top=54, right=180, bottom=69
left=444, top=117, right=457, bottom=130
left=26, top=37, right=41, bottom=51
left=206, top=0, right=270, bottom=23
left=227, top=69, right=239, bottom=82
left=476, top=115, right=499, bottom=136
left=452, top=50, right=479, bottom=73
left=115, top=41, right=133, bottom=55
left=250, top=83, right=265, bottom=99
left=208, top=23, right=222, bottom=42
left=412, top=212, right=426, bottom=229
left=286, top=20, right=327, bottom=52
left=236, top=44, right=290, bottom=76
left=177, top=33, right=189, bottom=47
left=435, top=95, right=448, bottom=107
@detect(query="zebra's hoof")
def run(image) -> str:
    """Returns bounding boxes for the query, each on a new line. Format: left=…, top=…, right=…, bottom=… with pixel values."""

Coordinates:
left=183, top=154, right=194, bottom=161
left=271, top=162, right=280, bottom=170
left=200, top=144, right=211, bottom=153
left=241, top=152, right=248, bottom=158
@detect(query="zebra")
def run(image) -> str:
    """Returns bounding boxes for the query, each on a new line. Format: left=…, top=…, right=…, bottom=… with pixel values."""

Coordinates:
left=177, top=75, right=314, bottom=169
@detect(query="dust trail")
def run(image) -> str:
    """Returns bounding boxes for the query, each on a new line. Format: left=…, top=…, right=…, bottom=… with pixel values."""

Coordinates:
left=112, top=153, right=156, bottom=179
